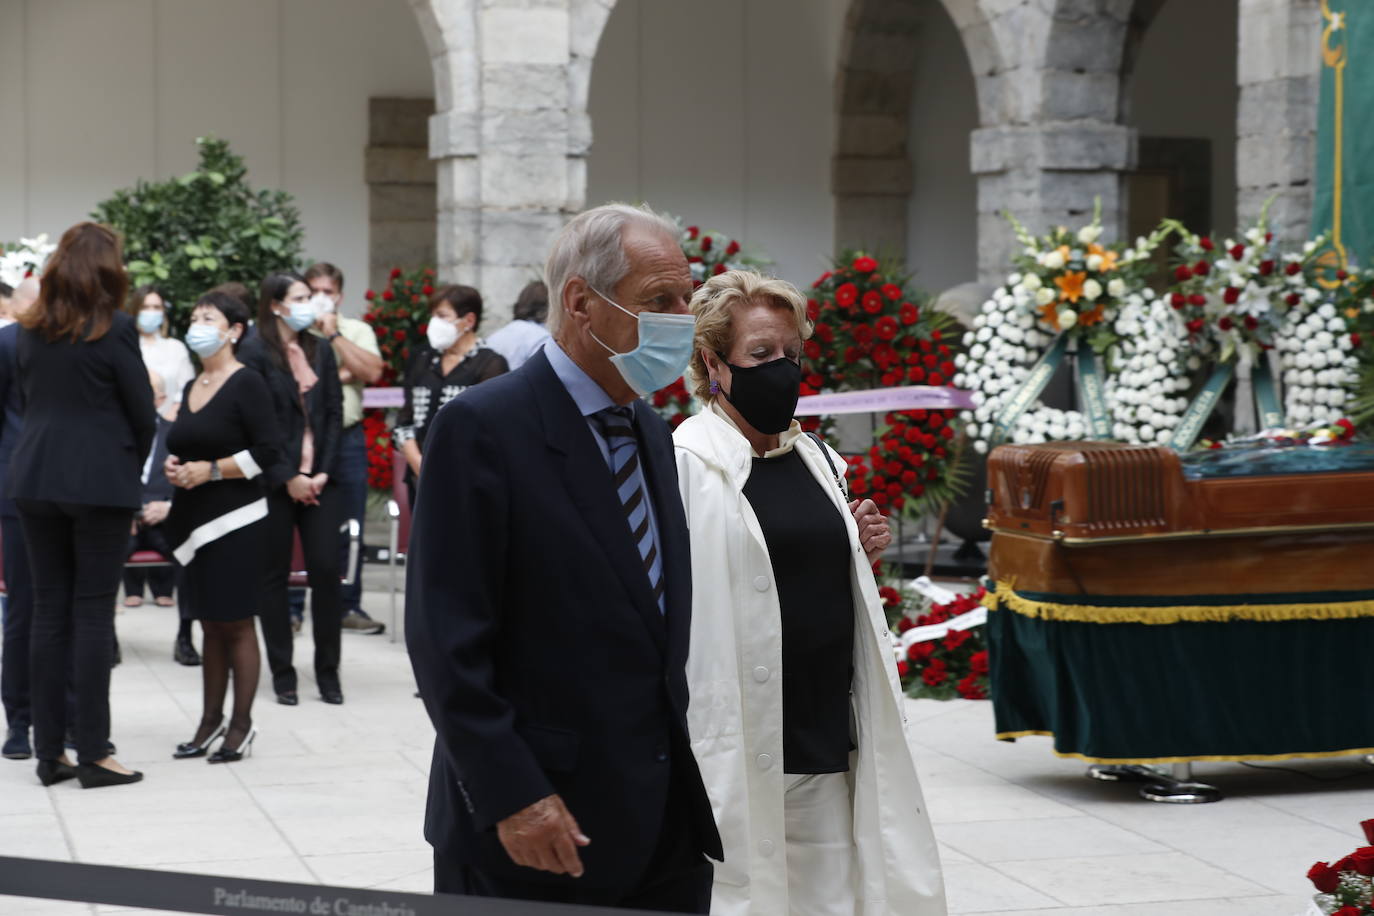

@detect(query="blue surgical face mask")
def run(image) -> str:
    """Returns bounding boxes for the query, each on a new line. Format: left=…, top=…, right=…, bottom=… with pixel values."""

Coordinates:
left=137, top=310, right=163, bottom=335
left=185, top=324, right=228, bottom=358
left=588, top=287, right=697, bottom=397
left=282, top=300, right=316, bottom=332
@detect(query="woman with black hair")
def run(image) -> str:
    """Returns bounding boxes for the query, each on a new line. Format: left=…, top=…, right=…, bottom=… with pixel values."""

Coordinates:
left=238, top=272, right=347, bottom=706
left=163, top=291, right=284, bottom=763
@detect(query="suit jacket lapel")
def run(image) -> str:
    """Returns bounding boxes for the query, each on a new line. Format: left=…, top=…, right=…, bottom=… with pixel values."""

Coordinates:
left=527, top=353, right=667, bottom=655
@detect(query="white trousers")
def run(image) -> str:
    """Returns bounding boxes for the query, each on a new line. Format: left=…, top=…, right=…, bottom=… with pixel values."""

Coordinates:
left=784, top=772, right=856, bottom=916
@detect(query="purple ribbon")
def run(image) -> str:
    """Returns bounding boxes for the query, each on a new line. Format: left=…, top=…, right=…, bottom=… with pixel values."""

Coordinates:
left=362, top=387, right=406, bottom=409
left=795, top=386, right=975, bottom=417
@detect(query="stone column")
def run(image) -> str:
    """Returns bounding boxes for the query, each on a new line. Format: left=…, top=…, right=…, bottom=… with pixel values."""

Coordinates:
left=1236, top=0, right=1320, bottom=241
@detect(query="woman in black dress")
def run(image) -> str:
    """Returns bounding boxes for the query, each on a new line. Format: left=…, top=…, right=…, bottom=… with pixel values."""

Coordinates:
left=164, top=292, right=284, bottom=763
left=238, top=272, right=347, bottom=706
left=393, top=285, right=508, bottom=503
left=8, top=222, right=156, bottom=789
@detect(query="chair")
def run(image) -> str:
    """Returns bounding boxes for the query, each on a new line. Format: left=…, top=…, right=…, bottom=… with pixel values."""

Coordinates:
left=387, top=449, right=411, bottom=643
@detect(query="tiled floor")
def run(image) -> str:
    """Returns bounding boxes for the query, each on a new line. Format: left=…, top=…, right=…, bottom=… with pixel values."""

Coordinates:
left=1, top=569, right=1367, bottom=915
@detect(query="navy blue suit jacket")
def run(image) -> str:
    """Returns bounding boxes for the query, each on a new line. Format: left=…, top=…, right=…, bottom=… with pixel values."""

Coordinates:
left=406, top=348, right=721, bottom=891
left=0, top=323, right=24, bottom=519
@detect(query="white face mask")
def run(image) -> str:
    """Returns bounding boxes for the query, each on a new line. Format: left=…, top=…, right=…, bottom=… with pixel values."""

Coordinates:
left=310, top=293, right=336, bottom=317
left=427, top=317, right=459, bottom=352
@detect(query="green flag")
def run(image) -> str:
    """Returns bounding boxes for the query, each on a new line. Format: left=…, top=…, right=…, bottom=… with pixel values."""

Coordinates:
left=1313, top=0, right=1374, bottom=275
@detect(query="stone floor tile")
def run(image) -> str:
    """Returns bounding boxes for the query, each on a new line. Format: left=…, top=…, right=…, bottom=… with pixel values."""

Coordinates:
left=942, top=861, right=1061, bottom=912
left=65, top=807, right=294, bottom=868
left=925, top=783, right=1084, bottom=824
left=0, top=814, right=72, bottom=859
left=302, top=850, right=436, bottom=890
left=938, top=816, right=1169, bottom=862
left=996, top=852, right=1270, bottom=907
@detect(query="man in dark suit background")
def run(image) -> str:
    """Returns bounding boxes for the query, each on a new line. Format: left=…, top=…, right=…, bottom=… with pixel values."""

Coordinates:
left=406, top=203, right=721, bottom=912
left=1, top=277, right=38, bottom=759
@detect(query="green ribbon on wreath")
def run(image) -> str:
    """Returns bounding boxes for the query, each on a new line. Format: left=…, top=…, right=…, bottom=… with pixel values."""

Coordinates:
left=991, top=333, right=1069, bottom=444
left=1167, top=362, right=1235, bottom=450
left=1075, top=346, right=1112, bottom=439
left=1252, top=360, right=1283, bottom=430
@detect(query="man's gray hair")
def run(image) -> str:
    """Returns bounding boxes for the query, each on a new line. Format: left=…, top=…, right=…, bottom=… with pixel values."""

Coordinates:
left=544, top=203, right=680, bottom=336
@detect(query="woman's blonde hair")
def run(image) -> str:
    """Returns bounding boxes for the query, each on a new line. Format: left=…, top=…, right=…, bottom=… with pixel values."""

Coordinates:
left=688, top=269, right=812, bottom=400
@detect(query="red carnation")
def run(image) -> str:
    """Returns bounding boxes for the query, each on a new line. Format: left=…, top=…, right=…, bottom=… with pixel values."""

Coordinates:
left=876, top=315, right=899, bottom=341
left=389, top=268, right=402, bottom=279
left=899, top=302, right=919, bottom=325
left=1170, top=293, right=1186, bottom=309
left=1199, top=236, right=1214, bottom=251
left=700, top=235, right=713, bottom=252
left=393, top=330, right=406, bottom=341
left=881, top=283, right=902, bottom=301
left=896, top=660, right=910, bottom=678
left=970, top=650, right=989, bottom=675
left=815, top=323, right=834, bottom=343
left=835, top=283, right=859, bottom=308
left=1229, top=244, right=1245, bottom=260
left=814, top=271, right=832, bottom=288
left=907, top=366, right=926, bottom=383
left=725, top=240, right=740, bottom=256
left=382, top=290, right=395, bottom=301
left=1193, top=260, right=1210, bottom=276
left=1222, top=287, right=1240, bottom=305
left=804, top=340, right=822, bottom=360
left=854, top=324, right=874, bottom=346
left=365, top=289, right=376, bottom=300
left=862, top=291, right=883, bottom=314
left=928, top=373, right=944, bottom=386
left=1174, top=265, right=1192, bottom=282
left=1258, top=260, right=1274, bottom=276
left=843, top=346, right=860, bottom=364
left=853, top=255, right=878, bottom=273
left=1285, top=262, right=1302, bottom=276
left=422, top=284, right=434, bottom=295
left=806, top=299, right=820, bottom=321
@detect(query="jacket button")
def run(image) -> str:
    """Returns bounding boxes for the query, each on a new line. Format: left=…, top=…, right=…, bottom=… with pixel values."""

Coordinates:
left=756, top=753, right=772, bottom=770
left=655, top=749, right=669, bottom=762
left=753, top=576, right=769, bottom=592
left=758, top=839, right=774, bottom=857
left=752, top=666, right=769, bottom=683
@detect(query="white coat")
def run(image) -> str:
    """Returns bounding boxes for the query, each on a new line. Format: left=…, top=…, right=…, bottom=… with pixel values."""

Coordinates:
left=674, top=406, right=946, bottom=916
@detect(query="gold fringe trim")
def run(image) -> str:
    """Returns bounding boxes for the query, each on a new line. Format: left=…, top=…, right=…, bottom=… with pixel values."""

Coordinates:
left=984, top=581, right=1374, bottom=625
left=994, top=729, right=1374, bottom=765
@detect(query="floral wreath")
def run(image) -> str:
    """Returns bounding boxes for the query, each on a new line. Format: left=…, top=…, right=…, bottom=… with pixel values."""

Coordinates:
left=0, top=234, right=56, bottom=289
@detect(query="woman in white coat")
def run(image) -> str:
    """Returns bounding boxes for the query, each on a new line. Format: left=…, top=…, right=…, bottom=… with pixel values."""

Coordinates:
left=674, top=270, right=945, bottom=916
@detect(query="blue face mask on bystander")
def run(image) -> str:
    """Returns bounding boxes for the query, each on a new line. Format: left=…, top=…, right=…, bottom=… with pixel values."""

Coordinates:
left=282, top=300, right=316, bottom=333
left=137, top=310, right=163, bottom=335
left=184, top=324, right=228, bottom=358
left=588, top=287, right=696, bottom=397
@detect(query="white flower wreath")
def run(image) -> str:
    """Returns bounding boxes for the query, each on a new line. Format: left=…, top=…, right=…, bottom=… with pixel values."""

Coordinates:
left=1277, top=302, right=1359, bottom=428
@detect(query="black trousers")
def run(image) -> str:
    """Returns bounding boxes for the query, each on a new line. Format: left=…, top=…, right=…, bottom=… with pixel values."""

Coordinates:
left=1, top=512, right=33, bottom=730
left=16, top=499, right=132, bottom=763
left=434, top=767, right=712, bottom=913
left=122, top=522, right=176, bottom=599
left=260, top=485, right=344, bottom=695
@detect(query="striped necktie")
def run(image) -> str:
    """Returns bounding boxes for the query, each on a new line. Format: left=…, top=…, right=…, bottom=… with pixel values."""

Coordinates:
left=593, top=406, right=665, bottom=614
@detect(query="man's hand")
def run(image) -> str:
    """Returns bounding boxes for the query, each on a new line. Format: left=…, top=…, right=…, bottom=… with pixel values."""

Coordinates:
left=142, top=500, right=171, bottom=526
left=850, top=498, right=891, bottom=565
left=496, top=794, right=590, bottom=877
left=315, top=311, right=339, bottom=338
left=309, top=473, right=329, bottom=498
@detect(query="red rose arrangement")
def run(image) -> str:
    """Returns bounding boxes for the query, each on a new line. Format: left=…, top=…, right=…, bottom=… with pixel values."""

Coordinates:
left=650, top=376, right=693, bottom=431
left=804, top=252, right=968, bottom=518
left=1306, top=820, right=1374, bottom=914
left=679, top=223, right=769, bottom=290
left=361, top=266, right=437, bottom=494
left=884, top=585, right=989, bottom=701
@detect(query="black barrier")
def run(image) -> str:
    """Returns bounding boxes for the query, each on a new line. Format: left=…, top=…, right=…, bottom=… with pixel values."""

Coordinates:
left=0, top=857, right=678, bottom=916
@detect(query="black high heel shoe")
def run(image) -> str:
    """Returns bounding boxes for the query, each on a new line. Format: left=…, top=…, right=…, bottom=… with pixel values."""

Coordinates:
left=208, top=726, right=257, bottom=764
left=173, top=717, right=227, bottom=759
left=76, top=762, right=143, bottom=789
left=36, top=759, right=77, bottom=786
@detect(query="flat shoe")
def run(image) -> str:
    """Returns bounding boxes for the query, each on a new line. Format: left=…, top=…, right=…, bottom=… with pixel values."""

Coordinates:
left=320, top=690, right=343, bottom=705
left=76, top=763, right=143, bottom=789
left=36, top=759, right=77, bottom=786
left=276, top=690, right=299, bottom=706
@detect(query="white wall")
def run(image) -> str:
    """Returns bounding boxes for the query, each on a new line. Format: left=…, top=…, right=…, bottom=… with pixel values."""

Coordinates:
left=905, top=1, right=980, bottom=295
left=586, top=0, right=849, bottom=292
left=0, top=0, right=432, bottom=316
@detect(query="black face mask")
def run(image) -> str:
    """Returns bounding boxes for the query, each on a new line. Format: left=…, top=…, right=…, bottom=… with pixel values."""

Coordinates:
left=718, top=354, right=802, bottom=435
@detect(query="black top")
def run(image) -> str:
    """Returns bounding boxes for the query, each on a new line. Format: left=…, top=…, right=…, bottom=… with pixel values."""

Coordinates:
left=743, top=447, right=855, bottom=774
left=394, top=344, right=508, bottom=453
left=164, top=369, right=283, bottom=557
left=5, top=311, right=156, bottom=510
left=238, top=335, right=342, bottom=486
left=0, top=323, right=26, bottom=519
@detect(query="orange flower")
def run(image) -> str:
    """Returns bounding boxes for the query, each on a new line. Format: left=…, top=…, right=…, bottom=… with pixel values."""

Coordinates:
left=1055, top=270, right=1087, bottom=304
left=1078, top=304, right=1106, bottom=327
left=1038, top=301, right=1062, bottom=331
left=1087, top=244, right=1119, bottom=272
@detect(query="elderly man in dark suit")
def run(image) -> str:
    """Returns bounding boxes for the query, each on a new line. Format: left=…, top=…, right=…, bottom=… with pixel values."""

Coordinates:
left=406, top=203, right=721, bottom=912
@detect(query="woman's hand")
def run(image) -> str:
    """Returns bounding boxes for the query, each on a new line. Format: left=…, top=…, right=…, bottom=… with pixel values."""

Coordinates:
left=174, top=460, right=213, bottom=490
left=309, top=473, right=329, bottom=498
left=287, top=474, right=318, bottom=505
left=850, top=498, right=891, bottom=565
left=164, top=455, right=181, bottom=486
left=141, top=500, right=171, bottom=526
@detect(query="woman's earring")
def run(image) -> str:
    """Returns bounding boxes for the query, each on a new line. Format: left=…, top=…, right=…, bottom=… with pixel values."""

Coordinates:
left=709, top=379, right=720, bottom=395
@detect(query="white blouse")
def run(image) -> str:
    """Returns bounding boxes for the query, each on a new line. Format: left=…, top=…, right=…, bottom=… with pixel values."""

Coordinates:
left=139, top=334, right=196, bottom=403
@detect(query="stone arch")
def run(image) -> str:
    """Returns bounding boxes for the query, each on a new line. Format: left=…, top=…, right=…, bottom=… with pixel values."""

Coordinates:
left=831, top=0, right=996, bottom=262
left=404, top=0, right=620, bottom=318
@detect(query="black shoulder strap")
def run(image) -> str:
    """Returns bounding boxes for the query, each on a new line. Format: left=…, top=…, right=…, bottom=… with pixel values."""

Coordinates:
left=806, top=432, right=847, bottom=497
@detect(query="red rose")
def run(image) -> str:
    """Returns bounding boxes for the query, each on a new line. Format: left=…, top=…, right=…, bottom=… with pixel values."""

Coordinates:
left=899, top=302, right=919, bottom=325
left=804, top=340, right=822, bottom=360
left=1218, top=316, right=1234, bottom=331
left=816, top=323, right=833, bottom=344
left=700, top=235, right=713, bottom=252
left=939, top=425, right=955, bottom=439
left=1338, top=269, right=1349, bottom=280
left=365, top=289, right=376, bottom=300
left=956, top=674, right=986, bottom=700
left=806, top=373, right=823, bottom=388
left=1333, top=907, right=1361, bottom=916
left=686, top=226, right=699, bottom=239
left=1285, top=262, right=1302, bottom=276
left=853, top=255, right=878, bottom=273
left=1351, top=847, right=1374, bottom=876
left=1335, top=855, right=1357, bottom=873
left=713, top=263, right=727, bottom=276
left=422, top=284, right=434, bottom=295
left=1222, top=287, right=1240, bottom=305
left=1174, top=265, right=1192, bottom=281
left=687, top=255, right=704, bottom=264
left=1337, top=418, right=1356, bottom=437
left=876, top=315, right=898, bottom=341
left=835, top=283, right=859, bottom=308
left=1170, top=293, right=1186, bottom=309
left=1229, top=244, right=1245, bottom=260
left=928, top=373, right=944, bottom=386
left=1258, top=260, right=1274, bottom=276
left=896, top=660, right=910, bottom=678
left=382, top=290, right=395, bottom=301
left=389, top=268, right=402, bottom=279
left=1242, top=315, right=1258, bottom=330
left=843, top=346, right=860, bottom=364
left=1186, top=319, right=1204, bottom=333
left=1354, top=333, right=1363, bottom=349
left=907, top=642, right=934, bottom=662
left=1307, top=861, right=1340, bottom=893
left=881, top=283, right=902, bottom=301
left=907, top=366, right=926, bottom=383
left=1189, top=294, right=1207, bottom=307
left=1286, top=292, right=1301, bottom=306
left=970, top=650, right=989, bottom=675
left=921, top=662, right=948, bottom=687
left=725, top=240, right=740, bottom=256
left=1193, top=260, right=1210, bottom=276
left=1199, top=236, right=1214, bottom=251
left=393, top=330, right=406, bottom=341
left=862, top=291, right=883, bottom=314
